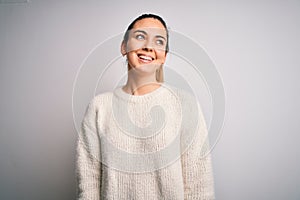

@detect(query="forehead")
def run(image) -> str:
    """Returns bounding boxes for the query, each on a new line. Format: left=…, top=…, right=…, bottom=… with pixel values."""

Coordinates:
left=132, top=18, right=167, bottom=36
left=133, top=18, right=165, bottom=29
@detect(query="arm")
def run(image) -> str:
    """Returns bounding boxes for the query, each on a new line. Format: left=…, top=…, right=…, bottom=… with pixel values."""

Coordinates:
left=181, top=102, right=215, bottom=200
left=76, top=98, right=101, bottom=200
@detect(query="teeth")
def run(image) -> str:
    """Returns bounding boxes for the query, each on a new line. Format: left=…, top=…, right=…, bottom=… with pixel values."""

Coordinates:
left=139, top=55, right=152, bottom=61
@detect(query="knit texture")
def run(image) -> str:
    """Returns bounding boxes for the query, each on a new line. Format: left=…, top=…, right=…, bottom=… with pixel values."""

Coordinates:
left=76, top=83, right=215, bottom=200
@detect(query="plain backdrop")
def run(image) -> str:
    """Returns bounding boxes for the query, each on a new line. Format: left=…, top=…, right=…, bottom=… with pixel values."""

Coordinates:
left=0, top=1, right=300, bottom=199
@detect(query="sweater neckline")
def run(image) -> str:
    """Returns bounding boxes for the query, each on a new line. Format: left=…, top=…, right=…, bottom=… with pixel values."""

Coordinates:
left=113, top=83, right=168, bottom=103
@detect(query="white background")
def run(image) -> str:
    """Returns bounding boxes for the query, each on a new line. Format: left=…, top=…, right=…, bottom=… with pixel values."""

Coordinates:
left=0, top=1, right=299, bottom=199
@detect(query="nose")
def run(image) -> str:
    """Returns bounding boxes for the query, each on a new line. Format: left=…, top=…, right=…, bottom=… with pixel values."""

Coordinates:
left=142, top=39, right=154, bottom=51
left=142, top=47, right=154, bottom=52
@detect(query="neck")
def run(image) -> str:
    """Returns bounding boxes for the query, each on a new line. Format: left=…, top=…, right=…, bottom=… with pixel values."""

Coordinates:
left=123, top=70, right=162, bottom=96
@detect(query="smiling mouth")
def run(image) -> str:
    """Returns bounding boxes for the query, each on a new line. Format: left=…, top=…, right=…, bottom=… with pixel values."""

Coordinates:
left=137, top=54, right=154, bottom=63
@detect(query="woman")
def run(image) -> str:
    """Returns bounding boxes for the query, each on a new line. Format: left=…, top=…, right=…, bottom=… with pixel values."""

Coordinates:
left=76, top=13, right=215, bottom=200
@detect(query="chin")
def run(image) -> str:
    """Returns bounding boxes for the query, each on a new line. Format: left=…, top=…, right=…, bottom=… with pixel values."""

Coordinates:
left=129, top=63, right=158, bottom=75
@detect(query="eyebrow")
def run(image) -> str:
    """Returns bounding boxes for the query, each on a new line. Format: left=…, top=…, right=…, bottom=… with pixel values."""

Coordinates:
left=133, top=30, right=167, bottom=41
left=155, top=35, right=166, bottom=41
left=133, top=30, right=147, bottom=35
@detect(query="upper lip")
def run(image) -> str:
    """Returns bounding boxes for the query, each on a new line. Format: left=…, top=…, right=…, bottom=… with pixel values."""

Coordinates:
left=137, top=53, right=155, bottom=60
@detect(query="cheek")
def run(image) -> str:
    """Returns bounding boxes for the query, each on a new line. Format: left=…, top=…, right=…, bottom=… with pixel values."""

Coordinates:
left=127, top=52, right=136, bottom=63
left=126, top=39, right=145, bottom=52
left=156, top=51, right=166, bottom=62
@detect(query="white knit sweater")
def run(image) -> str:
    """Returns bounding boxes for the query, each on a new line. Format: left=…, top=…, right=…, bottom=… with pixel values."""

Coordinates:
left=76, top=83, right=215, bottom=200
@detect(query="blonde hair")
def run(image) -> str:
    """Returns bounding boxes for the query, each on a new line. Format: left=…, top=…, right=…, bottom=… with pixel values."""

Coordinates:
left=156, top=66, right=164, bottom=82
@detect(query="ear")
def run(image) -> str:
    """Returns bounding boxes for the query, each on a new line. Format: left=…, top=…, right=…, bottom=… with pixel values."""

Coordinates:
left=121, top=41, right=127, bottom=56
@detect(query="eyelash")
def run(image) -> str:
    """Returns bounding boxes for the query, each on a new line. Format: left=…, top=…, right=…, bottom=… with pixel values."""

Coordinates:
left=156, top=39, right=164, bottom=46
left=136, top=34, right=145, bottom=40
left=135, top=34, right=165, bottom=46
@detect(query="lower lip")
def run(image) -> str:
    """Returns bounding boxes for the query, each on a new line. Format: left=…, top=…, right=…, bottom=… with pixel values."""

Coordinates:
left=138, top=57, right=153, bottom=64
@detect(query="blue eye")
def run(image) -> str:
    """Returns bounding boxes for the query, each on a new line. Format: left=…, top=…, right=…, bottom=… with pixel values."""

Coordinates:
left=156, top=39, right=164, bottom=46
left=136, top=34, right=145, bottom=40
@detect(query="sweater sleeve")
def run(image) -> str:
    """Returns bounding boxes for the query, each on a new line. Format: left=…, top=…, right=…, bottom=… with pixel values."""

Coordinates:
left=181, top=102, right=215, bottom=200
left=76, top=98, right=101, bottom=200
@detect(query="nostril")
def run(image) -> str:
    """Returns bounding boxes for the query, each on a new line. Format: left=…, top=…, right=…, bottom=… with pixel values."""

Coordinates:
left=143, top=47, right=153, bottom=52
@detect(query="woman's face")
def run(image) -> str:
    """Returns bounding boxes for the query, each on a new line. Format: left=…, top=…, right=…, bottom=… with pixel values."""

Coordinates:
left=122, top=18, right=168, bottom=74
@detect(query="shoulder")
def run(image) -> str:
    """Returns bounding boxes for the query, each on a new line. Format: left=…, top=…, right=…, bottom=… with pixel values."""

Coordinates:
left=85, top=91, right=114, bottom=113
left=165, top=84, right=199, bottom=105
left=165, top=84, right=203, bottom=117
left=91, top=91, right=113, bottom=104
